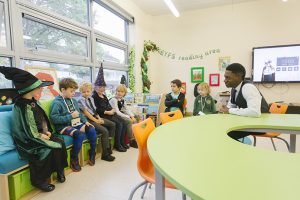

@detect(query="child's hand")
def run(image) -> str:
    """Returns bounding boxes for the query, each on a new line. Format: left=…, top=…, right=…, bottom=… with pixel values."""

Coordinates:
left=130, top=116, right=137, bottom=123
left=40, top=133, right=50, bottom=140
left=71, top=111, right=79, bottom=118
left=85, top=122, right=94, bottom=127
left=45, top=131, right=52, bottom=137
left=111, top=109, right=116, bottom=114
left=98, top=118, right=104, bottom=124
left=105, top=110, right=114, bottom=115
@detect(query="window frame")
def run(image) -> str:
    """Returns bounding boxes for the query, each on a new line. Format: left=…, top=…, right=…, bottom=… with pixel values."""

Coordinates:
left=20, top=7, right=92, bottom=64
left=0, top=0, right=12, bottom=51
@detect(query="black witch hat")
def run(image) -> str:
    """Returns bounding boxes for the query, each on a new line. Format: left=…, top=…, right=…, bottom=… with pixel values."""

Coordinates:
left=0, top=66, right=53, bottom=99
left=94, top=63, right=106, bottom=87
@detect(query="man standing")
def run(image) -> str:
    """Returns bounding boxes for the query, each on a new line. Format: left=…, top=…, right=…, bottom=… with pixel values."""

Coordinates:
left=219, top=63, right=269, bottom=140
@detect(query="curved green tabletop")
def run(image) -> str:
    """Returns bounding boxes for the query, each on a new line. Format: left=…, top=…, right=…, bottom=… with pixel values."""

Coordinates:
left=148, top=114, right=300, bottom=200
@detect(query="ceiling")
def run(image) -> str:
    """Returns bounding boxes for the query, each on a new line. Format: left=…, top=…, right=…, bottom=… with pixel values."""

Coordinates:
left=131, top=0, right=258, bottom=16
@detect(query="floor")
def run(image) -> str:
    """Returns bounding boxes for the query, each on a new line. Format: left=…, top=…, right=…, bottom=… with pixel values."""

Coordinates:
left=32, top=148, right=187, bottom=200
left=32, top=133, right=294, bottom=200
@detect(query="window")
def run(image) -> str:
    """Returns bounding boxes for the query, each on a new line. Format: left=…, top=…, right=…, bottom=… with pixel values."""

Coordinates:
left=0, top=57, right=12, bottom=88
left=95, top=67, right=127, bottom=98
left=25, top=0, right=89, bottom=25
left=23, top=17, right=88, bottom=57
left=96, top=42, right=125, bottom=64
left=0, top=2, right=7, bottom=47
left=93, top=2, right=126, bottom=42
left=21, top=60, right=92, bottom=86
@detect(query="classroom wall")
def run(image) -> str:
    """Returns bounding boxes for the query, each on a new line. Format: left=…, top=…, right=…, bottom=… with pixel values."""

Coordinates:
left=145, top=0, right=300, bottom=111
left=112, top=0, right=153, bottom=93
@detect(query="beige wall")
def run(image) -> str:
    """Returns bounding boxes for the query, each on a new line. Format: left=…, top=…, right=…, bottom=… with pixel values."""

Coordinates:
left=145, top=0, right=300, bottom=111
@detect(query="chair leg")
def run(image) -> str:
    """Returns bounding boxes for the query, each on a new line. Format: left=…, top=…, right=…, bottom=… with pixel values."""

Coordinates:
left=275, top=137, right=290, bottom=152
left=182, top=193, right=187, bottom=200
left=270, top=138, right=277, bottom=151
left=253, top=136, right=257, bottom=146
left=149, top=183, right=152, bottom=189
left=141, top=182, right=148, bottom=199
left=128, top=180, right=148, bottom=200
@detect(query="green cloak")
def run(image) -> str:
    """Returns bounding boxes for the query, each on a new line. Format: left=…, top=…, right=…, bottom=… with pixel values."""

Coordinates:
left=12, top=100, right=61, bottom=161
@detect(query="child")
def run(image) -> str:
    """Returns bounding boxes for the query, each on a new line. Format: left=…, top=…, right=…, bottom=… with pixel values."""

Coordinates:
left=109, top=84, right=138, bottom=148
left=92, top=65, right=127, bottom=152
left=78, top=82, right=115, bottom=161
left=193, top=82, right=216, bottom=116
left=165, top=79, right=185, bottom=114
left=50, top=78, right=97, bottom=171
left=0, top=66, right=67, bottom=192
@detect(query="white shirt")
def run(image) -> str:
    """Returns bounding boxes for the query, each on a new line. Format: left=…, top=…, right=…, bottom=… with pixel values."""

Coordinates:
left=227, top=82, right=262, bottom=117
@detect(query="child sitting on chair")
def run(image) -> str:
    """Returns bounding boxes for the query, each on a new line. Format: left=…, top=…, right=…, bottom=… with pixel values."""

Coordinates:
left=109, top=84, right=138, bottom=148
left=0, top=66, right=67, bottom=192
left=193, top=82, right=216, bottom=116
left=165, top=79, right=185, bottom=114
left=50, top=78, right=97, bottom=172
left=78, top=82, right=115, bottom=162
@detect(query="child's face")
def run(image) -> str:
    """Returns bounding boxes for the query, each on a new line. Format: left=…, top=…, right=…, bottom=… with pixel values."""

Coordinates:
left=61, top=87, right=76, bottom=98
left=198, top=87, right=208, bottom=96
left=95, top=86, right=105, bottom=95
left=81, top=86, right=92, bottom=98
left=116, top=89, right=125, bottom=98
left=171, top=83, right=180, bottom=93
left=31, top=87, right=43, bottom=99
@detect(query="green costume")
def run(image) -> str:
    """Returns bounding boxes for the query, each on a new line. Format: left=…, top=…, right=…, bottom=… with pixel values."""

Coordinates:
left=12, top=100, right=61, bottom=161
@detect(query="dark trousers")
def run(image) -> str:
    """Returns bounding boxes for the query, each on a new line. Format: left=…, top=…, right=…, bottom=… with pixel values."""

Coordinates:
left=103, top=114, right=126, bottom=148
left=228, top=131, right=265, bottom=140
left=89, top=121, right=111, bottom=156
left=29, top=136, right=67, bottom=185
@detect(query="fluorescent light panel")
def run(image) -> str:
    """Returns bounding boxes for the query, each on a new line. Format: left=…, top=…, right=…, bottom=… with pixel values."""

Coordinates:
left=163, top=0, right=180, bottom=17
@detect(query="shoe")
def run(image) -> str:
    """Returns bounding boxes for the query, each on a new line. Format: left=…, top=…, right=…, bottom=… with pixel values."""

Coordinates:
left=130, top=140, right=138, bottom=148
left=34, top=182, right=55, bottom=192
left=57, top=171, right=66, bottom=183
left=115, top=146, right=127, bottom=152
left=70, top=158, right=81, bottom=172
left=88, top=150, right=96, bottom=166
left=108, top=146, right=113, bottom=155
left=101, top=154, right=115, bottom=162
left=121, top=143, right=129, bottom=149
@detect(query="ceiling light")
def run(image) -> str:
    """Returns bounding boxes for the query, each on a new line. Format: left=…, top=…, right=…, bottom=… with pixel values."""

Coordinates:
left=163, top=0, right=180, bottom=17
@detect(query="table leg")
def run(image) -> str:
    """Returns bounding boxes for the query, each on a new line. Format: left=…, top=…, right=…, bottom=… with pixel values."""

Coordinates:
left=155, top=168, right=165, bottom=200
left=290, top=134, right=296, bottom=153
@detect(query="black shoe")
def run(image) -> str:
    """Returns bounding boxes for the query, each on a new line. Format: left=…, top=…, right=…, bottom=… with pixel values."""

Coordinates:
left=88, top=150, right=96, bottom=166
left=121, top=143, right=130, bottom=149
left=115, top=146, right=127, bottom=152
left=70, top=158, right=81, bottom=172
left=130, top=140, right=138, bottom=148
left=34, top=182, right=55, bottom=192
left=57, top=171, right=66, bottom=183
left=101, top=154, right=115, bottom=162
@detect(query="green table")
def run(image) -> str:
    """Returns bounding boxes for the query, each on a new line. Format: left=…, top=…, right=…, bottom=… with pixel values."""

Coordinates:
left=148, top=114, right=300, bottom=200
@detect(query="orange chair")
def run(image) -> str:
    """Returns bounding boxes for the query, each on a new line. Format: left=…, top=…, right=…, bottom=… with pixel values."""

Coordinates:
left=252, top=103, right=290, bottom=151
left=128, top=118, right=186, bottom=200
left=160, top=110, right=183, bottom=124
left=182, top=98, right=187, bottom=115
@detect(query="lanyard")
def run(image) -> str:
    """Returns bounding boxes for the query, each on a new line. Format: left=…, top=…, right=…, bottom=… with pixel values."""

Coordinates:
left=200, top=96, right=207, bottom=112
left=62, top=96, right=75, bottom=113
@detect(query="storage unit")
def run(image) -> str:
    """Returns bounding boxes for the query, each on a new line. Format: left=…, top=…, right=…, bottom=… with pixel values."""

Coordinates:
left=8, top=169, right=34, bottom=200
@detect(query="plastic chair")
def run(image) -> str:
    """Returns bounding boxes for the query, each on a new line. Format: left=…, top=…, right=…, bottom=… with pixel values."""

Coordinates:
left=182, top=98, right=187, bottom=115
left=252, top=103, right=290, bottom=151
left=160, top=110, right=183, bottom=124
left=128, top=118, right=186, bottom=200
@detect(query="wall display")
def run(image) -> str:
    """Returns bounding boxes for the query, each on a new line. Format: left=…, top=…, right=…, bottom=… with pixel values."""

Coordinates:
left=191, top=67, right=204, bottom=83
left=218, top=56, right=231, bottom=71
left=25, top=66, right=59, bottom=100
left=180, top=82, right=186, bottom=94
left=209, top=74, right=220, bottom=86
left=128, top=47, right=135, bottom=92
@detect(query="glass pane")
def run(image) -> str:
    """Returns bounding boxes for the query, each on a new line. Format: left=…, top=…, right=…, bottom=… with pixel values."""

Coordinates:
left=93, top=2, right=126, bottom=41
left=23, top=18, right=88, bottom=57
left=95, top=68, right=127, bottom=98
left=0, top=2, right=7, bottom=47
left=0, top=57, right=12, bottom=88
left=96, top=42, right=125, bottom=64
left=25, top=0, right=88, bottom=25
left=22, top=60, right=91, bottom=89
